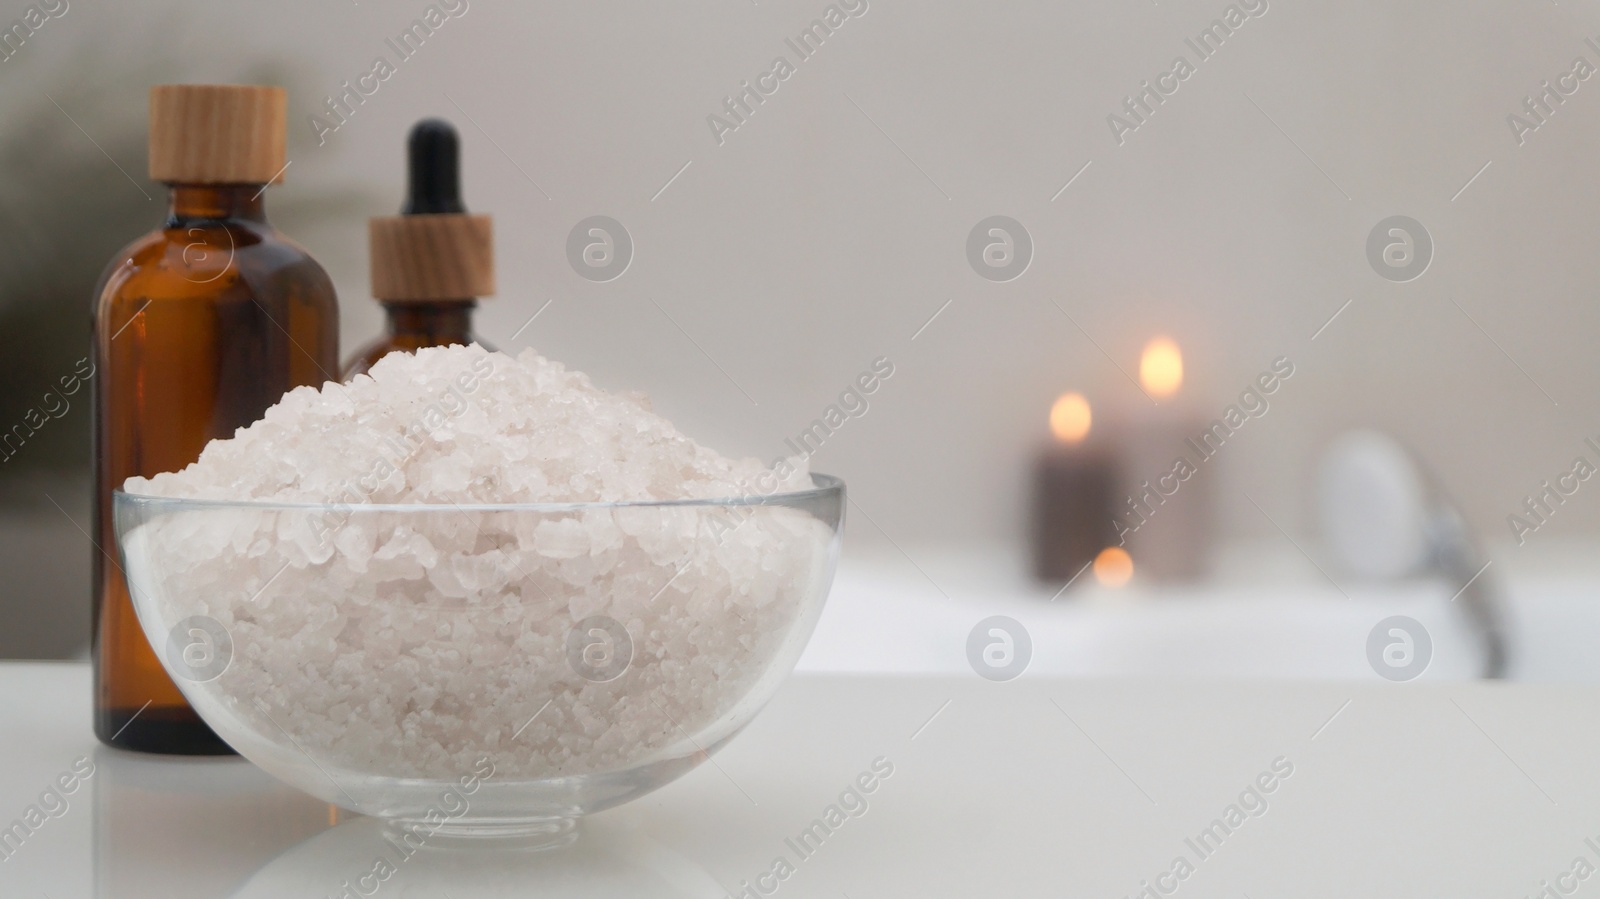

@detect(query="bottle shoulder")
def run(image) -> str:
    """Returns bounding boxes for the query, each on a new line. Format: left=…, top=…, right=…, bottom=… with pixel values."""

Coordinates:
left=95, top=220, right=338, bottom=311
left=341, top=335, right=391, bottom=380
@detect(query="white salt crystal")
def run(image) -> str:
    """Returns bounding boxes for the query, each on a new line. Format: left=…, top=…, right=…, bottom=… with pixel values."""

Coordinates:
left=123, top=345, right=830, bottom=781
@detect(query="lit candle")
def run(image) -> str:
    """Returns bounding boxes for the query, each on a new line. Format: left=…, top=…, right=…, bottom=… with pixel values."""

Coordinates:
left=1141, top=336, right=1184, bottom=400
left=1030, top=391, right=1120, bottom=584
left=1114, top=336, right=1215, bottom=581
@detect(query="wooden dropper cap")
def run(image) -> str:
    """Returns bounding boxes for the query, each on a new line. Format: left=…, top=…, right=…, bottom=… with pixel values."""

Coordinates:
left=369, top=119, right=495, bottom=302
left=148, top=84, right=287, bottom=184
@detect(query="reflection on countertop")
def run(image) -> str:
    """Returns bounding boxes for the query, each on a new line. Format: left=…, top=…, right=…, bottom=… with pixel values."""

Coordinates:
left=231, top=815, right=723, bottom=898
left=89, top=743, right=723, bottom=899
left=93, top=745, right=331, bottom=898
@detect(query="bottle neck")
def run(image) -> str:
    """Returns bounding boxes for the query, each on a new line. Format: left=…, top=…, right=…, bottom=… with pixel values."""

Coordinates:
left=166, top=184, right=268, bottom=224
left=382, top=300, right=478, bottom=341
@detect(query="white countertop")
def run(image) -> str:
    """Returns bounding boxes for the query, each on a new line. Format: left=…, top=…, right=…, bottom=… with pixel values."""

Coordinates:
left=3, top=662, right=1599, bottom=897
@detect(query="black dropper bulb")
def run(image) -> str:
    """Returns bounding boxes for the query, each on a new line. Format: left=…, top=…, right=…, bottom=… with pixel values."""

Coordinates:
left=402, top=118, right=466, bottom=215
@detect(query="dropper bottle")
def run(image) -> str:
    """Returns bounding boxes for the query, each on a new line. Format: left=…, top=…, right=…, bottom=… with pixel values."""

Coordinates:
left=343, top=118, right=495, bottom=378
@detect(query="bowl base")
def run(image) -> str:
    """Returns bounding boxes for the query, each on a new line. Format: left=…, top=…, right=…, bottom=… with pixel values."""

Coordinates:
left=384, top=815, right=579, bottom=850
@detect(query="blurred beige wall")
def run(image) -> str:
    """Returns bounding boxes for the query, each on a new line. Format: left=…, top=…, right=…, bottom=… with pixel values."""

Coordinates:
left=3, top=0, right=1599, bottom=657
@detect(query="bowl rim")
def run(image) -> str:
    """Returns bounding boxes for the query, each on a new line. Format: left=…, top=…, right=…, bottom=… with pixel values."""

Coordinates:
left=113, top=472, right=844, bottom=513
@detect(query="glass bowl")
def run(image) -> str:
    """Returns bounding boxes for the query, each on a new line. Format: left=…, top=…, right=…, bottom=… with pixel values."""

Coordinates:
left=114, top=475, right=843, bottom=846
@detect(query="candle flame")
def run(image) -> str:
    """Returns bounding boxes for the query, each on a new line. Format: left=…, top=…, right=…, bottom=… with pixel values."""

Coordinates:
left=1093, top=546, right=1134, bottom=587
left=1049, top=392, right=1092, bottom=444
left=1139, top=337, right=1183, bottom=399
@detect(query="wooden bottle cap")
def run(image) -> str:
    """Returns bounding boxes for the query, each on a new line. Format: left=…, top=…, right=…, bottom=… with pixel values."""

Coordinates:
left=149, top=85, right=287, bottom=185
left=369, top=119, right=494, bottom=301
left=369, top=214, right=495, bottom=301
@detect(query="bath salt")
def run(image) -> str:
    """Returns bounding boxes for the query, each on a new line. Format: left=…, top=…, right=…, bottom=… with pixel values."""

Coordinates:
left=127, top=344, right=815, bottom=504
left=121, top=345, right=834, bottom=782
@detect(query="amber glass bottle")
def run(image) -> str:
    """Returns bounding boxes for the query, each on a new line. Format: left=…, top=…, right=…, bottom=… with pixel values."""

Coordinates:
left=343, top=118, right=495, bottom=379
left=344, top=300, right=488, bottom=378
left=92, top=85, right=339, bottom=753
